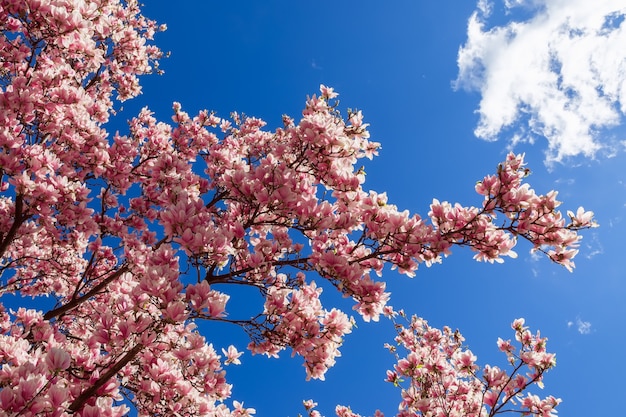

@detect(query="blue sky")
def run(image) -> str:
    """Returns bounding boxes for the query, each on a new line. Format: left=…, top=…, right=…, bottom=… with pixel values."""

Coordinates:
left=111, top=1, right=624, bottom=416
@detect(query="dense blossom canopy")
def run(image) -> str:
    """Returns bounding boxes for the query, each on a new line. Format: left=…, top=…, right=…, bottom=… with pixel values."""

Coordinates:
left=0, top=1, right=595, bottom=416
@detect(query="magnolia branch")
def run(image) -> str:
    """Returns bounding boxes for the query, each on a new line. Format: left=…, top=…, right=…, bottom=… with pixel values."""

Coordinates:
left=68, top=343, right=145, bottom=413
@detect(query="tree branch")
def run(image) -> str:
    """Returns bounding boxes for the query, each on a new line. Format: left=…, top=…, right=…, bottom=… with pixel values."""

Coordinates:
left=43, top=265, right=129, bottom=321
left=69, top=343, right=144, bottom=413
left=0, top=194, right=26, bottom=259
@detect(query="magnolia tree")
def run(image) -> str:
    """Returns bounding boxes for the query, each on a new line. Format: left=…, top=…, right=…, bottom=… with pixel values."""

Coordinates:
left=0, top=1, right=596, bottom=416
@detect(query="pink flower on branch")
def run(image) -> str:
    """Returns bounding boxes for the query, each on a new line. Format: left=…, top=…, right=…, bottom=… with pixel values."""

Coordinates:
left=350, top=313, right=562, bottom=417
left=222, top=345, right=243, bottom=365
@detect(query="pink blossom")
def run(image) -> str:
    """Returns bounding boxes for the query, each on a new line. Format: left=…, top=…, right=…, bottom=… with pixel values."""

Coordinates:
left=567, top=206, right=596, bottom=227
left=222, top=345, right=243, bottom=365
left=233, top=400, right=256, bottom=416
left=45, top=347, right=71, bottom=371
left=320, top=84, right=339, bottom=100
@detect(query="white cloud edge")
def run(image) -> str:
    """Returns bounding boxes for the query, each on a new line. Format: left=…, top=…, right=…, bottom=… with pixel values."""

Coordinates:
left=567, top=317, right=592, bottom=334
left=456, top=0, right=626, bottom=165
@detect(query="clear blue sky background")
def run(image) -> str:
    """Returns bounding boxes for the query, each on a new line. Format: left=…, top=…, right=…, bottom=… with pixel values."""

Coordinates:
left=107, top=1, right=625, bottom=416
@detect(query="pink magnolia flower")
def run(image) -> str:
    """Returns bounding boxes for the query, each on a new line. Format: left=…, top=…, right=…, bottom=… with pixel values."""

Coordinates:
left=233, top=400, right=256, bottom=417
left=222, top=345, right=243, bottom=365
left=567, top=206, right=596, bottom=227
left=45, top=347, right=71, bottom=372
left=320, top=84, right=339, bottom=100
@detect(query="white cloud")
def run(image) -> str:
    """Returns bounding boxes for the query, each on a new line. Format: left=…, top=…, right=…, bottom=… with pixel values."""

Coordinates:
left=567, top=317, right=592, bottom=334
left=456, top=0, right=626, bottom=165
left=584, top=232, right=603, bottom=259
left=477, top=0, right=493, bottom=16
left=529, top=249, right=543, bottom=262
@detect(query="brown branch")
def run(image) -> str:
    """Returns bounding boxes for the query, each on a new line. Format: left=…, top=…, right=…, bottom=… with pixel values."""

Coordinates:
left=0, top=194, right=26, bottom=259
left=83, top=63, right=104, bottom=92
left=205, top=256, right=310, bottom=284
left=43, top=265, right=129, bottom=321
left=69, top=343, right=144, bottom=413
left=43, top=237, right=168, bottom=321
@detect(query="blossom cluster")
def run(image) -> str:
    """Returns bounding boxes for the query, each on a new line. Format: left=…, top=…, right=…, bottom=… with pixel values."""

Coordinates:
left=305, top=314, right=561, bottom=417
